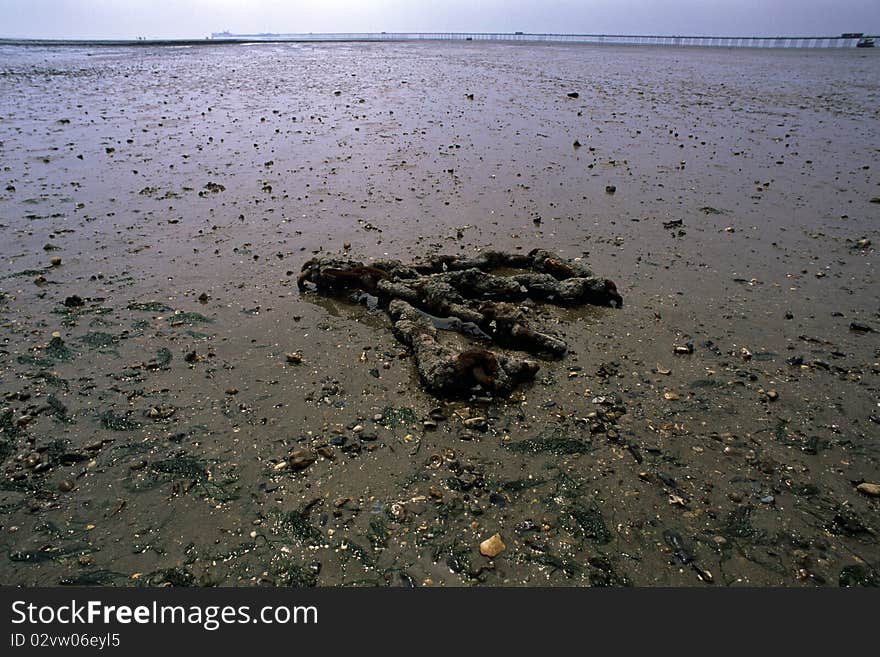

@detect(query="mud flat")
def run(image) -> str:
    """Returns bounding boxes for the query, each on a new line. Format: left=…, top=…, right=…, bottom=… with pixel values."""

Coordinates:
left=0, top=42, right=878, bottom=586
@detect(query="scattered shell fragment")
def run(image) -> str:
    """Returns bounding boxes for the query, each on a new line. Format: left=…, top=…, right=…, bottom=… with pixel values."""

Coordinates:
left=285, top=351, right=304, bottom=364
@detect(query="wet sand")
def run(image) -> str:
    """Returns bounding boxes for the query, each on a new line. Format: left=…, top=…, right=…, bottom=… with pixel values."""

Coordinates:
left=0, top=41, right=878, bottom=586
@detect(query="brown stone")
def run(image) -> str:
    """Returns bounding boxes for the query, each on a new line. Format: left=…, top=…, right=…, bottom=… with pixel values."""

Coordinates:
left=288, top=448, right=317, bottom=471
left=479, top=533, right=506, bottom=558
left=856, top=482, right=880, bottom=497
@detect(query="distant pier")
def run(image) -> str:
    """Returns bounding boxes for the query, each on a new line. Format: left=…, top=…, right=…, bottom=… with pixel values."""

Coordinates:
left=1, top=32, right=874, bottom=49
left=210, top=32, right=874, bottom=49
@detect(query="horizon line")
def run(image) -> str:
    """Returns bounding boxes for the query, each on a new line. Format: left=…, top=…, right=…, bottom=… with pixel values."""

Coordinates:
left=0, top=30, right=877, bottom=43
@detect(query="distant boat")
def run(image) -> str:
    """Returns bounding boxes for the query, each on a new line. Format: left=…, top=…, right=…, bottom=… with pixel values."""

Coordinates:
left=856, top=37, right=875, bottom=48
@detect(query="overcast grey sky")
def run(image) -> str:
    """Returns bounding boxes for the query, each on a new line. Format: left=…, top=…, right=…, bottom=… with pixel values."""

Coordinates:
left=1, top=0, right=878, bottom=40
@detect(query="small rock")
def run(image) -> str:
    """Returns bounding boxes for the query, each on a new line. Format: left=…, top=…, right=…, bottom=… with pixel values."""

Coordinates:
left=856, top=482, right=880, bottom=497
left=147, top=405, right=174, bottom=419
left=479, top=533, right=506, bottom=558
left=567, top=92, right=580, bottom=98
left=766, top=389, right=778, bottom=401
left=58, top=479, right=75, bottom=492
left=50, top=256, right=62, bottom=266
left=198, top=292, right=210, bottom=303
left=850, top=322, right=874, bottom=333
left=463, top=416, right=488, bottom=431
left=285, top=351, right=303, bottom=364
left=605, top=184, right=616, bottom=194
left=225, top=388, right=238, bottom=395
left=63, top=295, right=84, bottom=308
left=673, top=343, right=694, bottom=355
left=288, top=448, right=317, bottom=471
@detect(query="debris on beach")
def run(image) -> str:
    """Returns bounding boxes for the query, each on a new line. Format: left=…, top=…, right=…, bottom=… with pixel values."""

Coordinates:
left=479, top=533, right=506, bottom=557
left=297, top=249, right=623, bottom=398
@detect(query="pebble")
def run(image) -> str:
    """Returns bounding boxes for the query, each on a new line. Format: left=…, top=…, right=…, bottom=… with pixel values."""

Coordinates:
left=58, top=479, right=75, bottom=492
left=479, top=533, right=506, bottom=558
left=766, top=389, right=778, bottom=401
left=856, top=482, right=880, bottom=497
left=605, top=184, right=616, bottom=194
left=50, top=256, right=62, bottom=266
left=63, top=295, right=85, bottom=307
left=288, top=448, right=317, bottom=470
left=463, top=416, right=488, bottom=431
left=285, top=351, right=303, bottom=364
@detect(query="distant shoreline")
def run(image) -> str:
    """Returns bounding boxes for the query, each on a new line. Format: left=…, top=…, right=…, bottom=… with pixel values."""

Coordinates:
left=0, top=31, right=875, bottom=49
